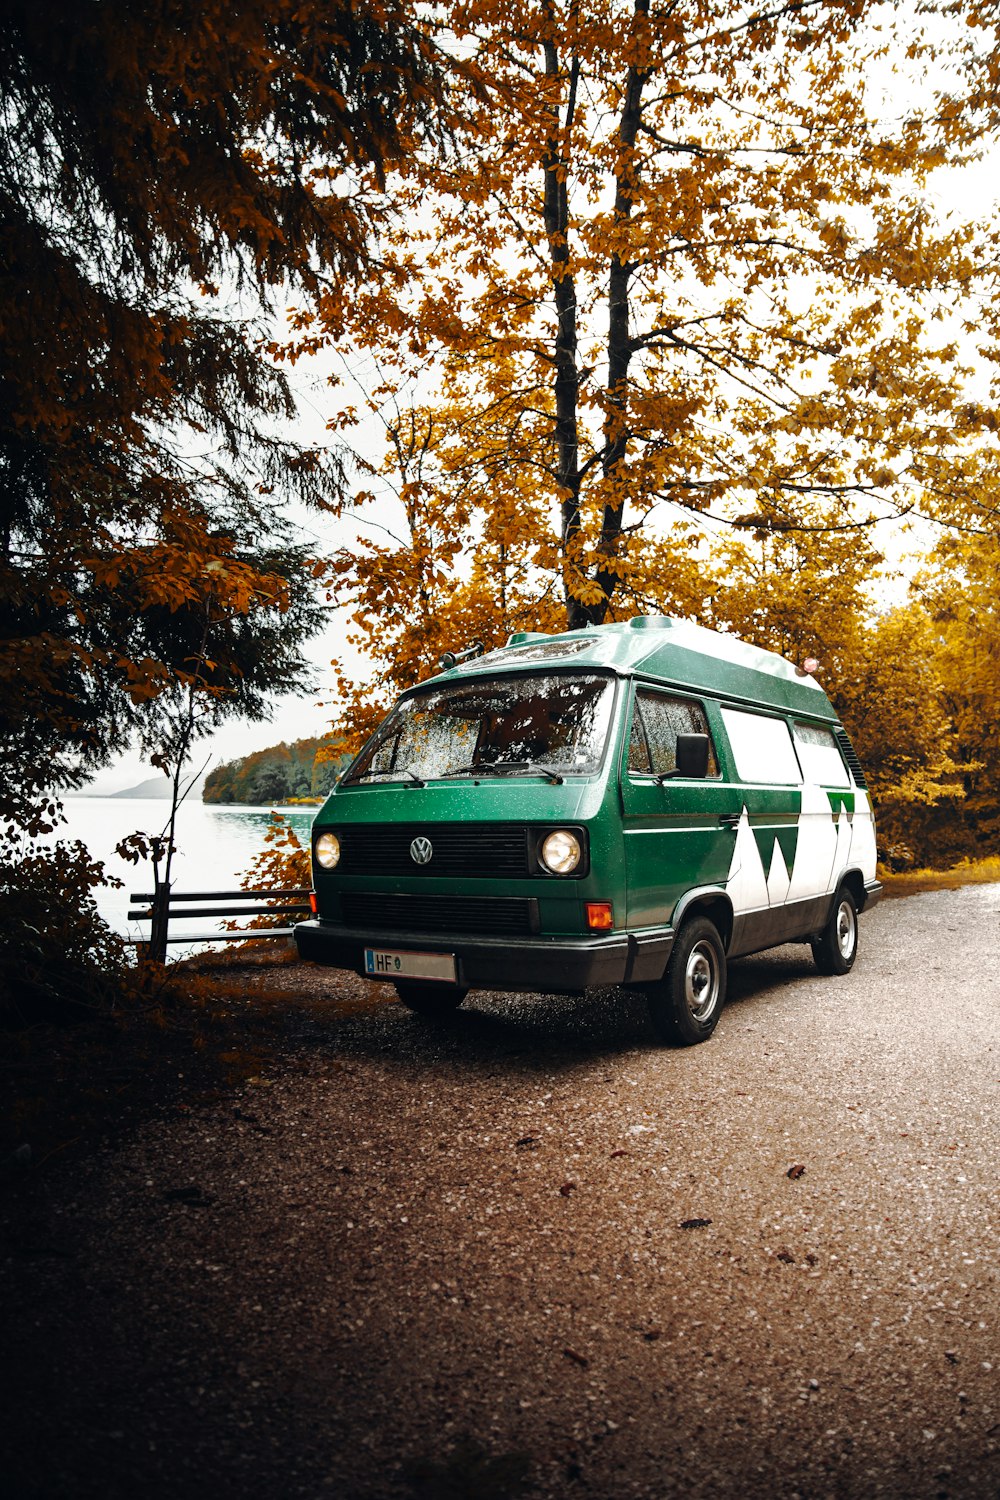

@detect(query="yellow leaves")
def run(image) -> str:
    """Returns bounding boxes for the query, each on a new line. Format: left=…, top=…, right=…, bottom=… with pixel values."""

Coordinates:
left=292, top=0, right=1000, bottom=745
left=568, top=573, right=610, bottom=608
left=778, top=397, right=835, bottom=434
left=816, top=217, right=850, bottom=257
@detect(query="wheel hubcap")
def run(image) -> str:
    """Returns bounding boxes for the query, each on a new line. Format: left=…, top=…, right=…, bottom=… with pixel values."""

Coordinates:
left=685, top=942, right=719, bottom=1022
left=836, top=900, right=857, bottom=959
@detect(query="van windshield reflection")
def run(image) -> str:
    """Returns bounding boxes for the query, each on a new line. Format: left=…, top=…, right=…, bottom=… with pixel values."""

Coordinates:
left=344, top=673, right=616, bottom=785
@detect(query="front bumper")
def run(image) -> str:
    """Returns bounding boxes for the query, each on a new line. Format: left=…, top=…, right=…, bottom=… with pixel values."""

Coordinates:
left=294, top=918, right=673, bottom=992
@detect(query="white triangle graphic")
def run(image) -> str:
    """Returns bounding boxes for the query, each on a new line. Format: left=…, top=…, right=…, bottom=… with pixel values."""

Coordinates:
left=726, top=807, right=769, bottom=913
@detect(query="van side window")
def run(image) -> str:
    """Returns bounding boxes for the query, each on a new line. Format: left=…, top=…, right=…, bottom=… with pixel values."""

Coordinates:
left=793, top=721, right=851, bottom=786
left=629, top=691, right=718, bottom=777
left=720, top=707, right=802, bottom=784
left=628, top=707, right=649, bottom=771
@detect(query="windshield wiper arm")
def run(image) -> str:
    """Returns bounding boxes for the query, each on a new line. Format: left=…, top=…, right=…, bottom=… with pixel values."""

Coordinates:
left=495, top=759, right=564, bottom=785
left=442, top=760, right=564, bottom=784
left=397, top=768, right=426, bottom=787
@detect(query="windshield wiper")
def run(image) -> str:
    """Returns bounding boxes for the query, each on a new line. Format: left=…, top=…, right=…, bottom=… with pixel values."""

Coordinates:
left=501, top=759, right=565, bottom=784
left=344, top=767, right=426, bottom=787
left=442, top=760, right=565, bottom=784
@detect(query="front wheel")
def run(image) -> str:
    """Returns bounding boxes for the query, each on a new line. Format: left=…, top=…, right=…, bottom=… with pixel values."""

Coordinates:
left=811, top=885, right=858, bottom=975
left=394, top=981, right=468, bottom=1017
left=647, top=917, right=727, bottom=1046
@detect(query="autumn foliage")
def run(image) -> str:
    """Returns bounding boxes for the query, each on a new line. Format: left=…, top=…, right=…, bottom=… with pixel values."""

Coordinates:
left=297, top=5, right=996, bottom=666
left=0, top=0, right=446, bottom=833
left=0, top=0, right=447, bottom=1007
left=278, top=0, right=1000, bottom=867
left=204, top=737, right=347, bottom=805
left=2, top=0, right=1000, bottom=1013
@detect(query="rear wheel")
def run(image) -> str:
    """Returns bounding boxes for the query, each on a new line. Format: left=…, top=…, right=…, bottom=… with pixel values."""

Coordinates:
left=394, top=981, right=468, bottom=1017
left=811, top=885, right=858, bottom=975
left=647, top=917, right=727, bottom=1046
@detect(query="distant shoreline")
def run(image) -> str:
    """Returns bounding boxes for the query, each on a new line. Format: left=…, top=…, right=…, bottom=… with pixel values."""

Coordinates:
left=66, top=793, right=321, bottom=810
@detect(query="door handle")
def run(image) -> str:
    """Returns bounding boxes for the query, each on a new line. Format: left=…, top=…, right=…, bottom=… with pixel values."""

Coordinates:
left=718, top=812, right=740, bottom=828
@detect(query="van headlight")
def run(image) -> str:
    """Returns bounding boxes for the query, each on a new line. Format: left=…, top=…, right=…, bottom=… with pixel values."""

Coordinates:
left=540, top=829, right=582, bottom=875
left=314, top=832, right=341, bottom=870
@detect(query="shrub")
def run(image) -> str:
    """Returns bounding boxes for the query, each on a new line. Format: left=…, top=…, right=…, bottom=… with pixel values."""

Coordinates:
left=0, top=836, right=131, bottom=1024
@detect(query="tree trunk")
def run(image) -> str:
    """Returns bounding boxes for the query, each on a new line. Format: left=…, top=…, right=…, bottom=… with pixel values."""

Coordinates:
left=589, top=0, right=650, bottom=625
left=148, top=872, right=171, bottom=965
left=540, top=15, right=585, bottom=630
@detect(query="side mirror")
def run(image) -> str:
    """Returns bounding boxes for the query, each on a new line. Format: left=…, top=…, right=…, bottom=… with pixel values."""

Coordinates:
left=674, top=732, right=710, bottom=779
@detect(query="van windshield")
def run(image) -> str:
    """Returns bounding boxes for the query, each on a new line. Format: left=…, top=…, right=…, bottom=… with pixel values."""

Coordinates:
left=344, top=673, right=616, bottom=785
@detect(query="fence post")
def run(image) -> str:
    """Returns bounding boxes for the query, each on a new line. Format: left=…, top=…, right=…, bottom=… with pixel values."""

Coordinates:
left=148, top=877, right=171, bottom=964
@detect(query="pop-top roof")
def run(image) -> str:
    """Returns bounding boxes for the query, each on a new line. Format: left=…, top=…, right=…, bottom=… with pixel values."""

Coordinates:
left=432, top=616, right=836, bottom=720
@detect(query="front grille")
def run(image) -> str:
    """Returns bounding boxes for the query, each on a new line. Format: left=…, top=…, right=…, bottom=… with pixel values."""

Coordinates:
left=340, top=892, right=537, bottom=936
left=334, top=823, right=529, bottom=878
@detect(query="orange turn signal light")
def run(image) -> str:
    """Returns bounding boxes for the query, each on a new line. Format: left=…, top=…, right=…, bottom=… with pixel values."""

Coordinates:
left=586, top=902, right=614, bottom=931
left=309, top=891, right=318, bottom=915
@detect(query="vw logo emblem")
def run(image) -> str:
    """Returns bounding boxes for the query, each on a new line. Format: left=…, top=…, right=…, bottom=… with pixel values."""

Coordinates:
left=410, top=836, right=433, bottom=866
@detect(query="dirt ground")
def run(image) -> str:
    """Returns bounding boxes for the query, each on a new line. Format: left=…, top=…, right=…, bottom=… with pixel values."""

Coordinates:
left=2, top=883, right=998, bottom=1499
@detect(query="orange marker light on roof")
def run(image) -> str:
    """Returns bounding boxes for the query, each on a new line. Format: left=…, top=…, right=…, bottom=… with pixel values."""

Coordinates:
left=586, top=902, right=614, bottom=931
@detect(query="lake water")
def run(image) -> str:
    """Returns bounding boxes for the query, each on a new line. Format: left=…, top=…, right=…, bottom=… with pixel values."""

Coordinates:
left=61, top=796, right=318, bottom=948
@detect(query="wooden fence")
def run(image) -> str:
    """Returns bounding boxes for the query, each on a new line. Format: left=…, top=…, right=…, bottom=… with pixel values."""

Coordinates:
left=128, top=886, right=313, bottom=962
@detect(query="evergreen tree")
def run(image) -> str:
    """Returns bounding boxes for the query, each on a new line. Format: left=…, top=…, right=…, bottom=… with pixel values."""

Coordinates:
left=0, top=0, right=447, bottom=834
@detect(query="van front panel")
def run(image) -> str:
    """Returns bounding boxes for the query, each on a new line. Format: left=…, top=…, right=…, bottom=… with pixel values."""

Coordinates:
left=300, top=735, right=646, bottom=990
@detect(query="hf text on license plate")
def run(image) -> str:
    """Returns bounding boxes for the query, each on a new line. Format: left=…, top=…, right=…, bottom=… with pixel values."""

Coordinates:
left=364, top=948, right=457, bottom=983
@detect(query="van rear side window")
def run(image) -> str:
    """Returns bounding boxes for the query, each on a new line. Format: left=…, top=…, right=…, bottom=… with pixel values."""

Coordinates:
left=720, top=707, right=801, bottom=785
left=793, top=722, right=851, bottom=786
left=629, top=691, right=718, bottom=776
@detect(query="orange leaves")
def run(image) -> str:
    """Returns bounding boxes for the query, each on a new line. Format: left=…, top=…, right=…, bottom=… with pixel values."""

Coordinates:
left=235, top=812, right=311, bottom=896
left=263, top=0, right=1000, bottom=760
left=80, top=511, right=294, bottom=625
left=0, top=0, right=459, bottom=836
left=119, top=656, right=173, bottom=705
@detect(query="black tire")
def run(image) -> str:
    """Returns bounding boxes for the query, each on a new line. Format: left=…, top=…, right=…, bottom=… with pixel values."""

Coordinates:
left=394, top=981, right=468, bottom=1017
left=811, top=885, right=859, bottom=975
left=647, top=917, right=727, bottom=1046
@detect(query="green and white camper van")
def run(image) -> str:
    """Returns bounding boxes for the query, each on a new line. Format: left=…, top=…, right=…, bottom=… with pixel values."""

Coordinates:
left=295, top=617, right=881, bottom=1045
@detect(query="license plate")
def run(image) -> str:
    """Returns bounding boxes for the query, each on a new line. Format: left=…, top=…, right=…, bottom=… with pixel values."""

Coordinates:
left=364, top=947, right=457, bottom=983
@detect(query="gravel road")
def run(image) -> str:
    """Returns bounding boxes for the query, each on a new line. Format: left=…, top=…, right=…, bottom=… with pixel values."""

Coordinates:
left=2, top=884, right=998, bottom=1500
